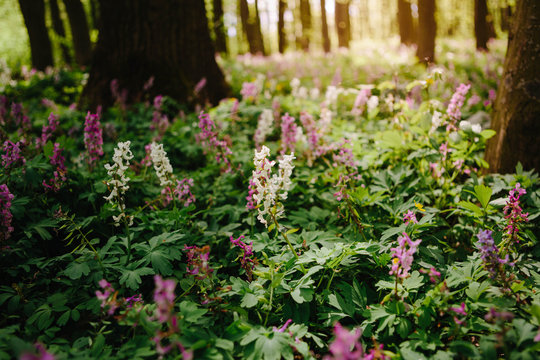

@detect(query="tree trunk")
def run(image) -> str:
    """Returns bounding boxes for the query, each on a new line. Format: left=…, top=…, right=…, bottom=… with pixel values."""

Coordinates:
left=18, top=0, right=53, bottom=70
left=500, top=6, right=512, bottom=32
left=213, top=0, right=228, bottom=54
left=484, top=0, right=540, bottom=174
left=63, top=0, right=92, bottom=67
left=49, top=0, right=72, bottom=64
left=474, top=0, right=490, bottom=50
left=89, top=0, right=99, bottom=31
left=416, top=0, right=436, bottom=64
left=299, top=0, right=312, bottom=51
left=335, top=0, right=351, bottom=48
left=239, top=0, right=265, bottom=55
left=321, top=0, right=330, bottom=52
left=278, top=0, right=287, bottom=53
left=80, top=0, right=230, bottom=110
left=398, top=0, right=415, bottom=45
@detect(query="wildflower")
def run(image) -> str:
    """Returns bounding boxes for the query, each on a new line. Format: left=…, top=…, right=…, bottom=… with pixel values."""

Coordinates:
left=150, top=142, right=173, bottom=187
left=2, top=140, right=25, bottom=168
left=95, top=279, right=119, bottom=315
left=195, top=111, right=232, bottom=172
left=420, top=267, right=441, bottom=283
left=351, top=89, right=371, bottom=116
left=439, top=142, right=451, bottom=161
left=246, top=178, right=257, bottom=210
left=20, top=343, right=55, bottom=360
left=83, top=112, right=104, bottom=168
left=0, top=184, right=15, bottom=242
left=241, top=81, right=259, bottom=101
left=414, top=201, right=426, bottom=212
left=476, top=229, right=511, bottom=279
left=184, top=245, right=213, bottom=280
left=403, top=210, right=418, bottom=225
left=230, top=235, right=255, bottom=281
left=125, top=294, right=143, bottom=308
left=173, top=178, right=195, bottom=207
left=141, top=143, right=152, bottom=167
left=324, top=322, right=364, bottom=360
left=254, top=109, right=274, bottom=147
left=430, top=111, right=443, bottom=133
left=153, top=275, right=176, bottom=323
left=36, top=113, right=59, bottom=148
left=446, top=83, right=471, bottom=129
left=280, top=113, right=298, bottom=155
left=367, top=96, right=379, bottom=113
left=104, top=141, right=134, bottom=226
left=250, top=146, right=295, bottom=227
left=503, top=183, right=529, bottom=244
left=484, top=307, right=513, bottom=323
left=42, top=143, right=67, bottom=192
left=449, top=302, right=467, bottom=325
left=389, top=232, right=422, bottom=278
left=273, top=319, right=293, bottom=333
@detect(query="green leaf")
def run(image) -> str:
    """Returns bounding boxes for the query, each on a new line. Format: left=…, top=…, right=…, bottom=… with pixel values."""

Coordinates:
left=403, top=271, right=424, bottom=290
left=241, top=293, right=259, bottom=308
left=120, top=267, right=154, bottom=289
left=286, top=228, right=299, bottom=235
left=397, top=317, right=411, bottom=339
left=457, top=201, right=483, bottom=217
left=57, top=310, right=70, bottom=326
left=179, top=301, right=207, bottom=322
left=150, top=251, right=173, bottom=275
left=64, top=262, right=90, bottom=280
left=291, top=287, right=314, bottom=304
left=43, top=141, right=54, bottom=158
left=480, top=129, right=496, bottom=140
left=474, top=184, right=492, bottom=209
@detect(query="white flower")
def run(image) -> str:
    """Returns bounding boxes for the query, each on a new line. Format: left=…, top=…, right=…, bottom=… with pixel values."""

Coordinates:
left=449, top=131, right=461, bottom=143
left=367, top=96, right=379, bottom=113
left=430, top=111, right=443, bottom=133
left=325, top=86, right=339, bottom=107
left=471, top=124, right=482, bottom=134
left=254, top=109, right=274, bottom=146
left=104, top=141, right=134, bottom=226
left=459, top=120, right=472, bottom=131
left=310, top=88, right=320, bottom=99
left=150, top=142, right=173, bottom=186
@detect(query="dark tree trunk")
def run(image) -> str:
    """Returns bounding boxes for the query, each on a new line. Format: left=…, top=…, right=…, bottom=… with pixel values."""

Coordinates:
left=321, top=0, right=330, bottom=52
left=398, top=0, right=415, bottom=45
left=18, top=0, right=53, bottom=70
left=500, top=6, right=513, bottom=32
left=485, top=0, right=540, bottom=174
left=416, top=0, right=436, bottom=64
left=213, top=0, right=228, bottom=53
left=63, top=0, right=92, bottom=67
left=474, top=0, right=490, bottom=50
left=278, top=0, right=287, bottom=53
left=299, top=0, right=312, bottom=51
left=80, top=0, right=230, bottom=110
left=49, top=0, right=72, bottom=64
left=335, top=0, right=351, bottom=48
left=239, top=0, right=266, bottom=55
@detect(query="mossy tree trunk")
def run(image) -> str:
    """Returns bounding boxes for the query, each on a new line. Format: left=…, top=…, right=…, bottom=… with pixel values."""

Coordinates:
left=80, top=0, right=230, bottom=110
left=485, top=0, right=540, bottom=173
left=18, top=0, right=53, bottom=70
left=49, top=0, right=72, bottom=64
left=278, top=0, right=287, bottom=53
left=398, top=0, right=415, bottom=45
left=239, top=0, right=266, bottom=55
left=63, top=0, right=92, bottom=67
left=213, top=0, right=228, bottom=54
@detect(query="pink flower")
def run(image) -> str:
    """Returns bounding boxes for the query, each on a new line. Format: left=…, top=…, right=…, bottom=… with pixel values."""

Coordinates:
left=84, top=112, right=104, bottom=167
left=389, top=233, right=421, bottom=278
left=2, top=140, right=25, bottom=168
left=446, top=83, right=471, bottom=130
left=324, top=322, right=364, bottom=360
left=20, top=343, right=55, bottom=360
left=174, top=178, right=196, bottom=207
left=0, top=184, right=15, bottom=242
left=230, top=235, right=255, bottom=281
left=280, top=113, right=298, bottom=155
left=403, top=210, right=418, bottom=225
left=42, top=143, right=67, bottom=192
left=153, top=275, right=176, bottom=323
left=503, top=183, right=529, bottom=244
left=273, top=319, right=293, bottom=333
left=36, top=113, right=59, bottom=148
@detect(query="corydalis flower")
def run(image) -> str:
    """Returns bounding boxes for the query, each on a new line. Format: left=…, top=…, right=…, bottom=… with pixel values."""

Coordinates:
left=503, top=183, right=529, bottom=244
left=324, top=322, right=364, bottom=360
left=20, top=343, right=55, bottom=360
left=42, top=143, right=67, bottom=192
left=476, top=229, right=511, bottom=279
left=230, top=235, right=255, bottom=281
left=173, top=178, right=195, bottom=207
left=449, top=302, right=467, bottom=325
left=196, top=111, right=232, bottom=172
left=420, top=267, right=441, bottom=283
left=250, top=145, right=295, bottom=227
left=153, top=275, right=176, bottom=323
left=1, top=140, right=25, bottom=168
left=0, top=184, right=15, bottom=242
left=36, top=112, right=59, bottom=148
left=95, top=279, right=119, bottom=316
left=83, top=112, right=104, bottom=168
left=389, top=232, right=421, bottom=278
left=280, top=113, right=298, bottom=155
left=150, top=142, right=173, bottom=187
left=403, top=210, right=418, bottom=225
left=104, top=141, right=134, bottom=226
left=184, top=245, right=213, bottom=280
left=254, top=109, right=274, bottom=147
left=446, top=83, right=471, bottom=128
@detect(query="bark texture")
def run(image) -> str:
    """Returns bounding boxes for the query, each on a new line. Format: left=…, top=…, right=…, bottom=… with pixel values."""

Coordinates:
left=63, top=0, right=92, bottom=66
left=416, top=0, right=436, bottom=64
left=474, top=0, right=490, bottom=50
left=321, top=0, right=330, bottom=52
left=335, top=0, right=351, bottom=48
left=80, top=0, right=230, bottom=110
left=485, top=0, right=540, bottom=174
left=299, top=0, right=312, bottom=51
left=18, top=0, right=53, bottom=70
left=398, top=0, right=415, bottom=45
left=49, top=0, right=72, bottom=64
left=239, top=0, right=266, bottom=55
left=213, top=0, right=228, bottom=53
left=278, top=0, right=287, bottom=53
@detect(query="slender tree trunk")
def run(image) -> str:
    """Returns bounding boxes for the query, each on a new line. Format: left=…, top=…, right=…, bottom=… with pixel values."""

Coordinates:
left=278, top=0, right=287, bottom=53
left=474, top=0, right=490, bottom=50
left=80, top=0, right=230, bottom=110
left=239, top=0, right=265, bottom=55
left=299, top=0, right=312, bottom=51
left=485, top=0, right=540, bottom=174
left=253, top=0, right=266, bottom=54
left=321, top=0, right=330, bottom=52
left=213, top=0, right=227, bottom=54
left=335, top=0, right=350, bottom=48
left=398, top=0, right=414, bottom=45
left=63, top=0, right=92, bottom=67
left=18, top=0, right=53, bottom=70
left=416, top=0, right=436, bottom=64
left=49, top=0, right=72, bottom=64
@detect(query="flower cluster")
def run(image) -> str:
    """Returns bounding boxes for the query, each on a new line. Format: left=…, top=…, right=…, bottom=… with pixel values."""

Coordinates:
left=42, top=143, right=67, bottom=192
left=36, top=113, right=59, bottom=148
left=153, top=275, right=176, bottom=323
left=484, top=307, right=514, bottom=324
left=240, top=81, right=259, bottom=101
left=476, top=229, right=511, bottom=279
left=420, top=267, right=441, bottom=283
left=2, top=140, right=25, bottom=168
left=230, top=235, right=256, bottom=281
left=403, top=210, right=418, bottom=225
left=95, top=279, right=120, bottom=315
left=184, top=245, right=213, bottom=280
left=150, top=142, right=173, bottom=187
left=351, top=89, right=371, bottom=116
left=446, top=83, right=471, bottom=128
left=150, top=95, right=170, bottom=141
left=280, top=113, right=299, bottom=155
left=83, top=111, right=104, bottom=168
left=173, top=178, right=196, bottom=207
left=389, top=232, right=422, bottom=278
left=0, top=184, right=14, bottom=242
left=324, top=322, right=388, bottom=360
left=20, top=343, right=55, bottom=360
left=503, top=183, right=529, bottom=244
left=254, top=109, right=274, bottom=147
left=104, top=141, right=134, bottom=226
left=449, top=302, right=467, bottom=325
left=195, top=111, right=232, bottom=172
left=331, top=140, right=360, bottom=201
left=249, top=145, right=295, bottom=227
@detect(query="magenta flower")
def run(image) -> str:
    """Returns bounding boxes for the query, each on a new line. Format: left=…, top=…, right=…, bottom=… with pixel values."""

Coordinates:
left=42, top=143, right=67, bottom=192
left=403, top=210, right=418, bottom=225
left=173, top=178, right=196, bottom=207
left=503, top=183, right=529, bottom=244
left=324, top=322, right=364, bottom=360
left=95, top=279, right=119, bottom=315
left=273, top=319, right=293, bottom=333
left=420, top=267, right=441, bottom=283
left=83, top=112, right=104, bottom=168
left=153, top=275, right=176, bottom=323
left=230, top=235, right=255, bottom=281
left=0, top=184, right=15, bottom=242
left=2, top=140, right=25, bottom=168
left=389, top=233, right=422, bottom=279
left=184, top=245, right=214, bottom=280
left=484, top=307, right=513, bottom=323
left=195, top=111, right=232, bottom=172
left=446, top=83, right=471, bottom=124
left=280, top=113, right=298, bottom=155
left=246, top=178, right=257, bottom=210
left=476, top=229, right=511, bottom=279
left=240, top=81, right=259, bottom=101
left=450, top=302, right=467, bottom=316
left=36, top=113, right=59, bottom=148
left=20, top=343, right=55, bottom=360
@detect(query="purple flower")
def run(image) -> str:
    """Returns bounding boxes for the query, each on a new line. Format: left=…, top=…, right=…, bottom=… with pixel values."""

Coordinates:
left=280, top=113, right=298, bottom=155
left=230, top=235, right=255, bottom=281
left=450, top=302, right=467, bottom=316
left=484, top=307, right=513, bottom=323
left=173, top=178, right=195, bottom=207
left=246, top=178, right=257, bottom=210
left=36, top=113, right=59, bottom=149
left=420, top=267, right=441, bottom=283
left=324, top=322, right=364, bottom=360
left=2, top=140, right=25, bottom=168
left=503, top=183, right=529, bottom=244
left=95, top=279, right=119, bottom=315
left=476, top=230, right=511, bottom=279
left=240, top=81, right=259, bottom=101
left=195, top=111, right=232, bottom=172
left=0, top=184, right=15, bottom=242
left=20, top=343, right=55, bottom=360
left=153, top=275, right=176, bottom=323
left=389, top=233, right=422, bottom=278
left=84, top=112, right=104, bottom=168
left=403, top=210, right=418, bottom=225
left=446, top=83, right=471, bottom=124
left=184, top=245, right=214, bottom=281
left=42, top=143, right=67, bottom=192
left=273, top=319, right=293, bottom=333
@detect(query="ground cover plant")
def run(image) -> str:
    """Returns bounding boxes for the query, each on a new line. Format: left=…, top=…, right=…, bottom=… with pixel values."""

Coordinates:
left=1, top=40, right=539, bottom=360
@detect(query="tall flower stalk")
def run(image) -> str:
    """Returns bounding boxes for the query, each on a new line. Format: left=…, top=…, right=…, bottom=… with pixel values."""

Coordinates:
left=83, top=112, right=104, bottom=170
